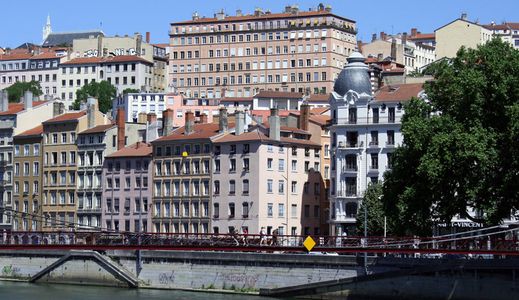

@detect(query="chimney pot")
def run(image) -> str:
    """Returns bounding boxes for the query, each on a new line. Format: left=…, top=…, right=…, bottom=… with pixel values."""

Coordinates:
left=299, top=104, right=310, bottom=131
left=219, top=107, right=228, bottom=133
left=268, top=108, right=280, bottom=141
left=411, top=28, right=417, bottom=37
left=184, top=110, right=195, bottom=135
left=145, top=32, right=150, bottom=43
left=116, top=108, right=126, bottom=150
left=162, top=108, right=174, bottom=136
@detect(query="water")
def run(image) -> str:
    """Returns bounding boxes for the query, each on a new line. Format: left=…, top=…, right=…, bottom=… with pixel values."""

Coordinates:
left=0, top=281, right=277, bottom=300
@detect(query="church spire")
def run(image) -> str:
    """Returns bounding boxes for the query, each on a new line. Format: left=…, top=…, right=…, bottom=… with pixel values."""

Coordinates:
left=42, top=14, right=52, bottom=44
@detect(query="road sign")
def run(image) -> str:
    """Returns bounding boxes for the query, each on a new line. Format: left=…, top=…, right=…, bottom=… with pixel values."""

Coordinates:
left=303, top=236, right=316, bottom=252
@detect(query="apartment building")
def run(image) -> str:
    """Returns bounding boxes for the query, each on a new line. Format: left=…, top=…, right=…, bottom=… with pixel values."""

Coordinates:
left=150, top=111, right=222, bottom=233
left=485, top=22, right=519, bottom=49
left=329, top=52, right=424, bottom=235
left=11, top=125, right=44, bottom=231
left=0, top=91, right=55, bottom=230
left=212, top=108, right=323, bottom=236
left=59, top=55, right=154, bottom=109
left=102, top=142, right=153, bottom=232
left=169, top=4, right=357, bottom=98
left=112, top=93, right=173, bottom=122
left=76, top=109, right=145, bottom=229
left=41, top=98, right=109, bottom=230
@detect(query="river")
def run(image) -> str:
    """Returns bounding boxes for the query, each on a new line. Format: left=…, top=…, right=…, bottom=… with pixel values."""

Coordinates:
left=0, top=281, right=277, bottom=300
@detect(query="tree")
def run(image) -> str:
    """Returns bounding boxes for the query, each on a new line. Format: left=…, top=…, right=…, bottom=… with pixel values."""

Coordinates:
left=122, top=88, right=140, bottom=95
left=382, top=39, right=519, bottom=235
left=357, top=183, right=393, bottom=236
left=4, top=81, right=42, bottom=102
left=72, top=81, right=116, bottom=113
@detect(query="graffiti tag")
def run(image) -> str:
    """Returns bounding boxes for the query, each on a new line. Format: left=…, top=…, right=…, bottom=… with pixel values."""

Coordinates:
left=221, top=273, right=259, bottom=287
left=158, top=270, right=175, bottom=284
left=1, top=265, right=20, bottom=277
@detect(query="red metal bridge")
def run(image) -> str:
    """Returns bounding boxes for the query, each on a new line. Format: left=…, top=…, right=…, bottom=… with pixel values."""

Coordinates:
left=1, top=226, right=518, bottom=257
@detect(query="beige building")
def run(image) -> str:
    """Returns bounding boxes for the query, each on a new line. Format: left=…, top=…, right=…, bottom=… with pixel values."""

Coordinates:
left=169, top=4, right=357, bottom=98
left=435, top=14, right=493, bottom=59
left=41, top=99, right=110, bottom=230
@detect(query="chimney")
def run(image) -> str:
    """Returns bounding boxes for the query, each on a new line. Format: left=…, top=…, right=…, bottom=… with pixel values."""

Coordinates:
left=86, top=97, right=98, bottom=129
left=371, top=33, right=377, bottom=42
left=136, top=33, right=142, bottom=56
left=357, top=41, right=363, bottom=53
left=461, top=13, right=467, bottom=20
left=235, top=110, right=245, bottom=135
left=23, top=90, right=33, bottom=110
left=147, top=113, right=157, bottom=124
left=184, top=110, right=195, bottom=135
left=299, top=103, right=310, bottom=131
left=236, top=9, right=242, bottom=16
left=138, top=112, right=147, bottom=123
left=219, top=107, right=228, bottom=133
left=97, top=35, right=103, bottom=57
left=268, top=108, right=280, bottom=141
left=380, top=31, right=386, bottom=40
left=145, top=32, right=150, bottom=43
left=53, top=101, right=64, bottom=117
left=162, top=108, right=174, bottom=136
left=402, top=32, right=408, bottom=45
left=390, top=38, right=397, bottom=61
left=411, top=28, right=417, bottom=37
left=116, top=108, right=125, bottom=150
left=0, top=90, right=8, bottom=112
left=200, top=113, right=208, bottom=124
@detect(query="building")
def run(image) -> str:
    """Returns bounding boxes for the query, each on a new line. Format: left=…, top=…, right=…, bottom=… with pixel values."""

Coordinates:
left=435, top=14, right=493, bottom=59
left=75, top=109, right=145, bottom=230
left=329, top=52, right=424, bottom=235
left=41, top=98, right=110, bottom=230
left=0, top=91, right=56, bottom=230
left=252, top=91, right=304, bottom=110
left=150, top=111, right=224, bottom=233
left=72, top=33, right=168, bottom=92
left=102, top=142, right=153, bottom=232
left=41, top=15, right=103, bottom=48
left=169, top=4, right=357, bottom=98
left=59, top=55, right=154, bottom=109
left=484, top=22, right=519, bottom=49
left=112, top=93, right=173, bottom=123
left=11, top=125, right=44, bottom=231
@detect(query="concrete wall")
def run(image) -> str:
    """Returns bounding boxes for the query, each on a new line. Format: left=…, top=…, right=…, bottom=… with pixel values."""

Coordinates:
left=436, top=19, right=493, bottom=59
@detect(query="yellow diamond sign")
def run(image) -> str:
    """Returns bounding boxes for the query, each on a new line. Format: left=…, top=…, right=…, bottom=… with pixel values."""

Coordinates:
left=303, top=236, right=316, bottom=252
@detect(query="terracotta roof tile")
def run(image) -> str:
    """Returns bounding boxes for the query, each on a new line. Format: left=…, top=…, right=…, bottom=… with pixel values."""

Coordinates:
left=255, top=91, right=303, bottom=99
left=408, top=33, right=435, bottom=40
left=43, top=111, right=86, bottom=124
left=484, top=23, right=519, bottom=31
left=0, top=53, right=33, bottom=61
left=61, top=55, right=152, bottom=65
left=79, top=124, right=115, bottom=135
left=107, top=142, right=152, bottom=158
left=310, top=107, right=329, bottom=115
left=15, top=125, right=43, bottom=137
left=154, top=123, right=225, bottom=142
left=307, top=93, right=330, bottom=102
left=374, top=83, right=424, bottom=102
left=30, top=52, right=66, bottom=60
left=214, top=129, right=320, bottom=147
left=0, top=101, right=48, bottom=116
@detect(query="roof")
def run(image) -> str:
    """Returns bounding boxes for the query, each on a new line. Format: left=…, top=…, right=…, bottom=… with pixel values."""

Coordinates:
left=15, top=125, right=43, bottom=138
left=30, top=52, right=65, bottom=60
left=61, top=55, right=152, bottom=65
left=214, top=129, right=320, bottom=147
left=288, top=110, right=330, bottom=126
left=107, top=142, right=152, bottom=158
left=79, top=124, right=115, bottom=135
left=261, top=124, right=311, bottom=135
left=310, top=107, right=329, bottom=115
left=374, top=83, right=424, bottom=102
left=42, top=31, right=103, bottom=47
left=255, top=91, right=303, bottom=99
left=219, top=97, right=253, bottom=103
left=307, top=94, right=330, bottom=102
left=0, top=53, right=33, bottom=61
left=152, top=43, right=169, bottom=48
left=154, top=123, right=224, bottom=142
left=435, top=18, right=486, bottom=32
left=484, top=22, right=519, bottom=31
left=172, top=10, right=355, bottom=26
left=250, top=110, right=297, bottom=121
left=42, top=111, right=86, bottom=124
left=0, top=101, right=48, bottom=116
left=408, top=33, right=435, bottom=40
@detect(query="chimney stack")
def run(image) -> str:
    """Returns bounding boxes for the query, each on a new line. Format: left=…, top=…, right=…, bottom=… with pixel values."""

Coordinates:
left=116, top=108, right=125, bottom=150
left=23, top=90, right=33, bottom=110
left=371, top=33, right=377, bottom=42
left=461, top=13, right=467, bottom=20
left=299, top=103, right=310, bottom=131
left=390, top=38, right=397, bottom=61
left=235, top=110, right=245, bottom=135
left=97, top=35, right=103, bottom=57
left=380, top=31, right=386, bottom=40
left=200, top=113, right=208, bottom=124
left=0, top=90, right=8, bottom=112
left=402, top=32, right=408, bottom=45
left=86, top=97, right=98, bottom=129
left=53, top=101, right=64, bottom=117
left=184, top=110, right=195, bottom=135
left=147, top=112, right=157, bottom=124
left=357, top=41, right=363, bottom=53
left=162, top=108, right=174, bottom=136
left=411, top=28, right=417, bottom=37
left=268, top=108, right=280, bottom=141
left=145, top=32, right=150, bottom=43
left=219, top=107, right=228, bottom=133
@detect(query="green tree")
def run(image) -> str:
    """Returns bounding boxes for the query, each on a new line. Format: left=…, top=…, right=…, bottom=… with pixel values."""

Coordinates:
left=72, top=80, right=116, bottom=113
left=382, top=39, right=519, bottom=235
left=122, top=88, right=140, bottom=95
left=4, top=81, right=42, bottom=102
left=357, top=183, right=392, bottom=236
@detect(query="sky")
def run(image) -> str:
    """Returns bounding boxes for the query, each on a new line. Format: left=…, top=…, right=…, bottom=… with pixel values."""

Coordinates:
left=1, top=0, right=518, bottom=48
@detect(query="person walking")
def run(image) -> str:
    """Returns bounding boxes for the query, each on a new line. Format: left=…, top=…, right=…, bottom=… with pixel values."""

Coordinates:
left=260, top=227, right=267, bottom=246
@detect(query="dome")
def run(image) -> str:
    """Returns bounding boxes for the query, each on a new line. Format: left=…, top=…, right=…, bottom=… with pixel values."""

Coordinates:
left=333, top=52, right=372, bottom=97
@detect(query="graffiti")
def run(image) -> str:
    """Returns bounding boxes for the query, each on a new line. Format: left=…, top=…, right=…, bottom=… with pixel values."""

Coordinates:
left=83, top=48, right=137, bottom=58
left=1, top=265, right=20, bottom=277
left=158, top=270, right=175, bottom=284
left=221, top=273, right=259, bottom=287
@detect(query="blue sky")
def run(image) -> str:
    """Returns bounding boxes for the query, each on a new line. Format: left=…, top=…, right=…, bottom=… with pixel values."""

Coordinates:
left=1, top=0, right=518, bottom=48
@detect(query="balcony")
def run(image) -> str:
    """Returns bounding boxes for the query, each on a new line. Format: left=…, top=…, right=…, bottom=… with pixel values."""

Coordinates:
left=336, top=188, right=358, bottom=198
left=341, top=165, right=358, bottom=174
left=386, top=141, right=396, bottom=148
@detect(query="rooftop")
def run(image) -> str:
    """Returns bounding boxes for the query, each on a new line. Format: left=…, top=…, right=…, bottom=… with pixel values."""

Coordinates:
left=374, top=83, right=425, bottom=102
left=154, top=123, right=226, bottom=142
left=214, top=129, right=320, bottom=147
left=79, top=124, right=115, bottom=135
left=0, top=53, right=33, bottom=61
left=255, top=91, right=303, bottom=99
left=42, top=111, right=86, bottom=124
left=0, top=101, right=48, bottom=116
left=42, top=31, right=104, bottom=47
left=15, top=125, right=43, bottom=138
left=306, top=94, right=330, bottom=102
left=61, top=55, right=152, bottom=65
left=107, top=142, right=152, bottom=158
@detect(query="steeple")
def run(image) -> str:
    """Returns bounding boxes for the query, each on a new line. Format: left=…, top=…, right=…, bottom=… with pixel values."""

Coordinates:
left=42, top=14, right=52, bottom=43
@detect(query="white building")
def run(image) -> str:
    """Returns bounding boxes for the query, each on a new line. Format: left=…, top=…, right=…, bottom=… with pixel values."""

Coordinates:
left=112, top=92, right=169, bottom=122
left=329, top=52, right=424, bottom=235
left=59, top=55, right=154, bottom=109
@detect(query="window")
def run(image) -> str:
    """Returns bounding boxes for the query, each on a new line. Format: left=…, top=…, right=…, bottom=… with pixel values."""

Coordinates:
left=278, top=203, right=285, bottom=217
left=243, top=158, right=249, bottom=171
left=267, top=158, right=273, bottom=170
left=214, top=180, right=220, bottom=194
left=291, top=160, right=297, bottom=171
left=278, top=159, right=284, bottom=171
left=388, top=107, right=396, bottom=123
left=213, top=203, right=220, bottom=218
left=229, top=180, right=236, bottom=195
left=267, top=203, right=273, bottom=217
left=242, top=202, right=249, bottom=218
left=267, top=179, right=273, bottom=193
left=278, top=180, right=284, bottom=194
left=242, top=180, right=249, bottom=194
left=228, top=203, right=235, bottom=218
left=291, top=181, right=297, bottom=193
left=229, top=159, right=236, bottom=172
left=387, top=130, right=395, bottom=145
